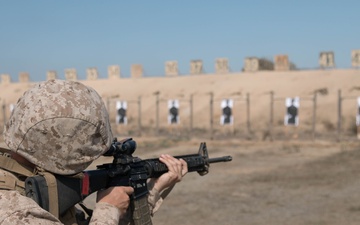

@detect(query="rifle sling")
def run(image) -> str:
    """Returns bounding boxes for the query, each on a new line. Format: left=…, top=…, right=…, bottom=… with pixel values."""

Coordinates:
left=0, top=153, right=34, bottom=194
left=0, top=154, right=59, bottom=218
left=37, top=171, right=59, bottom=218
left=0, top=153, right=35, bottom=177
left=0, top=173, right=25, bottom=193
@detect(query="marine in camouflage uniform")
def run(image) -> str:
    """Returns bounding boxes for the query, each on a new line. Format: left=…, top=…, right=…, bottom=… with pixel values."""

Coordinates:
left=0, top=80, right=187, bottom=225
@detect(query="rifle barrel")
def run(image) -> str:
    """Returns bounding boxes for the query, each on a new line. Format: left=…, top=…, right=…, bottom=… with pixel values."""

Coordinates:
left=207, top=156, right=232, bottom=164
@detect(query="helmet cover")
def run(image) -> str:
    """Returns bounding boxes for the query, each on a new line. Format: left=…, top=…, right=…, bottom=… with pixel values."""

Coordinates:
left=4, top=79, right=112, bottom=175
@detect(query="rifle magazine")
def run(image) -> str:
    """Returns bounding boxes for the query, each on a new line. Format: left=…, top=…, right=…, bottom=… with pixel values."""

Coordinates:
left=132, top=197, right=152, bottom=225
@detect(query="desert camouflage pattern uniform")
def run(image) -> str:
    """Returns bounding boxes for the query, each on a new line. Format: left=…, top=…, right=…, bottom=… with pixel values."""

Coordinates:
left=0, top=80, right=166, bottom=225
left=0, top=168, right=164, bottom=225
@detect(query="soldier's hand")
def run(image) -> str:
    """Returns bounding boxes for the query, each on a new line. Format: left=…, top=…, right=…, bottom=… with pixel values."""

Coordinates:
left=97, top=186, right=134, bottom=215
left=152, top=154, right=188, bottom=192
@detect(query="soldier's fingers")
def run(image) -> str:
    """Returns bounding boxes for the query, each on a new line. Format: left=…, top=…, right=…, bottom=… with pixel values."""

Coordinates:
left=122, top=186, right=134, bottom=195
left=179, top=158, right=188, bottom=176
left=160, top=154, right=182, bottom=171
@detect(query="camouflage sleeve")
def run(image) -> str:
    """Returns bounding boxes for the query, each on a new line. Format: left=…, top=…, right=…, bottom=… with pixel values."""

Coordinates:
left=146, top=181, right=176, bottom=216
left=89, top=202, right=121, bottom=225
left=88, top=182, right=175, bottom=224
left=0, top=190, right=63, bottom=225
left=147, top=187, right=163, bottom=216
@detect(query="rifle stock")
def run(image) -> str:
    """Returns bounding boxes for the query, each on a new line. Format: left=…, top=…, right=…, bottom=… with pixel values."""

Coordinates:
left=25, top=138, right=232, bottom=223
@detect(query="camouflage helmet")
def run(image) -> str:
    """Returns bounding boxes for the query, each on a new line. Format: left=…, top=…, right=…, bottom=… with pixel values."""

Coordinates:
left=4, top=79, right=113, bottom=175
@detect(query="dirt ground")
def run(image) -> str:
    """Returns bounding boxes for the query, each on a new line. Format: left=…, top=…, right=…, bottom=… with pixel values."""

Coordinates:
left=2, top=134, right=360, bottom=225
left=2, top=69, right=360, bottom=224
left=78, top=137, right=360, bottom=225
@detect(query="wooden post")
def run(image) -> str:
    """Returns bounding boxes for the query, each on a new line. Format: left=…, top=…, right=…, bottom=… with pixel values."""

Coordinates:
left=270, top=91, right=274, bottom=141
left=190, top=94, right=193, bottom=132
left=2, top=102, right=5, bottom=133
left=312, top=92, right=317, bottom=141
left=246, top=93, right=251, bottom=134
left=155, top=93, right=160, bottom=135
left=138, top=96, right=142, bottom=136
left=210, top=92, right=214, bottom=140
left=337, top=89, right=342, bottom=142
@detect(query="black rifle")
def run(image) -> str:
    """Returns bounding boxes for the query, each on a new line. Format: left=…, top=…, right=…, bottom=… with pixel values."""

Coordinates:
left=25, top=138, right=232, bottom=225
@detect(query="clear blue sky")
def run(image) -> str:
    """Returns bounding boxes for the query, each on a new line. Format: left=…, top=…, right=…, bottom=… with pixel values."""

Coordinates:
left=0, top=1, right=359, bottom=81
